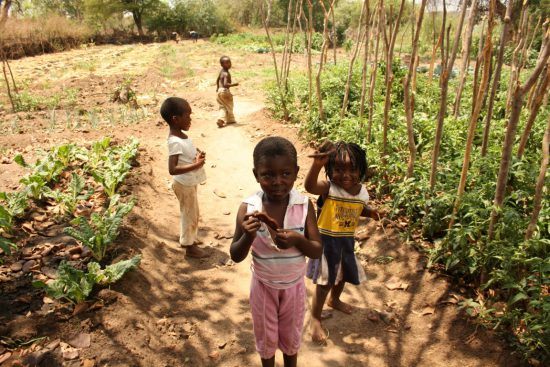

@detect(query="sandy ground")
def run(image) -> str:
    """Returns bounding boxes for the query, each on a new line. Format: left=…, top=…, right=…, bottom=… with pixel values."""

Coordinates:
left=0, top=40, right=521, bottom=367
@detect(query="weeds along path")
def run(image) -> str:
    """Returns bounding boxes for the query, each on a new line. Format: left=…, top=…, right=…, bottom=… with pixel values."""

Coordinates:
left=0, top=41, right=518, bottom=366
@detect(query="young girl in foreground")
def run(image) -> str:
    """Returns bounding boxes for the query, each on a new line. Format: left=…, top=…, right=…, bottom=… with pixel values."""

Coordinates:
left=230, top=136, right=322, bottom=367
left=305, top=141, right=382, bottom=343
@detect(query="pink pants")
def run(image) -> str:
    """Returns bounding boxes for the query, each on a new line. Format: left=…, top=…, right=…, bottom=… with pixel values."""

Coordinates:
left=249, top=276, right=306, bottom=359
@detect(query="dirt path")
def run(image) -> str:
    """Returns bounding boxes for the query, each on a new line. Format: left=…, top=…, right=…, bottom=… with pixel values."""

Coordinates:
left=0, top=41, right=520, bottom=367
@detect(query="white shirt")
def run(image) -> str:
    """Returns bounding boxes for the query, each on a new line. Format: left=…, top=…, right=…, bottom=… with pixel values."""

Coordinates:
left=167, top=135, right=206, bottom=186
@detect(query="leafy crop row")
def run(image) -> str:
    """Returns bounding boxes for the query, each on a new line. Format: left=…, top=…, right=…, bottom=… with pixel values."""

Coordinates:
left=210, top=32, right=325, bottom=54
left=0, top=137, right=141, bottom=304
left=266, top=60, right=549, bottom=361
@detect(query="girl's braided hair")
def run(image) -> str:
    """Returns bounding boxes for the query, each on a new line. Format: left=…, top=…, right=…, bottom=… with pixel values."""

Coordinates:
left=322, top=141, right=368, bottom=182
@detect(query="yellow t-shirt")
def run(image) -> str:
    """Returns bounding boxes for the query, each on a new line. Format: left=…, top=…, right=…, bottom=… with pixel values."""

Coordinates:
left=318, top=183, right=370, bottom=237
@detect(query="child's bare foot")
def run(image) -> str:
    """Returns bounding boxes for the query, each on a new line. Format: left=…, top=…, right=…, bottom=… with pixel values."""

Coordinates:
left=327, top=299, right=353, bottom=314
left=185, top=244, right=209, bottom=258
left=310, top=318, right=328, bottom=344
left=216, top=120, right=225, bottom=128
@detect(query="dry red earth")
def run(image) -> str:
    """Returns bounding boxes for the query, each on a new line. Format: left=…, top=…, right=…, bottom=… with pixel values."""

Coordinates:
left=0, top=40, right=521, bottom=366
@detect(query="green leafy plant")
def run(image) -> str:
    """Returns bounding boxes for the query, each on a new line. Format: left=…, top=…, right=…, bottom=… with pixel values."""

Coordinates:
left=89, top=138, right=138, bottom=197
left=91, top=159, right=131, bottom=198
left=44, top=173, right=93, bottom=216
left=63, top=195, right=135, bottom=261
left=0, top=236, right=16, bottom=255
left=34, top=256, right=141, bottom=304
left=0, top=191, right=28, bottom=219
left=0, top=204, right=16, bottom=255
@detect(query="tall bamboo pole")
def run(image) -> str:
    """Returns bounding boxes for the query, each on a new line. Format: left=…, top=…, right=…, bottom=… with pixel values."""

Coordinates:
left=453, top=0, right=479, bottom=117
left=517, top=65, right=549, bottom=159
left=315, top=0, right=337, bottom=123
left=480, top=0, right=514, bottom=156
left=428, top=0, right=468, bottom=189
left=525, top=115, right=550, bottom=240
left=341, top=0, right=368, bottom=118
left=359, top=0, right=376, bottom=119
left=262, top=0, right=289, bottom=120
left=449, top=0, right=496, bottom=229
left=488, top=30, right=550, bottom=240
left=403, top=0, right=428, bottom=178
left=428, top=0, right=443, bottom=83
left=505, top=3, right=528, bottom=113
left=331, top=1, right=336, bottom=64
left=367, top=3, right=382, bottom=141
left=381, top=0, right=406, bottom=163
left=305, top=0, right=314, bottom=114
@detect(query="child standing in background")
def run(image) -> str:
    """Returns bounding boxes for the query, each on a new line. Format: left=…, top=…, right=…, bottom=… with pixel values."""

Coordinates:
left=305, top=141, right=382, bottom=343
left=216, top=55, right=238, bottom=128
left=161, top=97, right=209, bottom=258
left=230, top=137, right=322, bottom=367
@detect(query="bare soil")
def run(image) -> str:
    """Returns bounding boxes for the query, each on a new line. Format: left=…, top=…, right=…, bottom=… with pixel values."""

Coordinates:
left=0, top=40, right=521, bottom=366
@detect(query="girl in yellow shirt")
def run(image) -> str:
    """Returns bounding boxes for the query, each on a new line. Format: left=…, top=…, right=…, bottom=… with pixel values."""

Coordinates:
left=305, top=141, right=382, bottom=344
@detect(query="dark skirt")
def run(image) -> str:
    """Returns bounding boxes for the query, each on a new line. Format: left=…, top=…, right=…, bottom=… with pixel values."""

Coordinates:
left=306, top=234, right=364, bottom=286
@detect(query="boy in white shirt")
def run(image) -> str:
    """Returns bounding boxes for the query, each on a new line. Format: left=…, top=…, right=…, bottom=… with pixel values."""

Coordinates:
left=161, top=97, right=209, bottom=258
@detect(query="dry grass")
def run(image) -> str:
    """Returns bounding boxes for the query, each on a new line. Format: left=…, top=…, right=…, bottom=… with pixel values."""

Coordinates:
left=0, top=15, right=92, bottom=59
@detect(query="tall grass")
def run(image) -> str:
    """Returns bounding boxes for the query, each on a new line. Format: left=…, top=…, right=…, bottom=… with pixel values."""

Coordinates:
left=0, top=16, right=92, bottom=59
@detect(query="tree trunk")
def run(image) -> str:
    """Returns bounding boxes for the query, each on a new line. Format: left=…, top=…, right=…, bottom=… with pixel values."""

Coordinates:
left=450, top=0, right=495, bottom=228
left=381, top=0, right=406, bottom=163
left=403, top=0, right=427, bottom=178
left=429, top=0, right=468, bottom=189
left=453, top=0, right=479, bottom=117
left=341, top=0, right=368, bottom=118
left=480, top=0, right=513, bottom=156
left=525, top=115, right=550, bottom=240
left=132, top=10, right=144, bottom=37
left=488, top=33, right=550, bottom=240
left=517, top=65, right=549, bottom=159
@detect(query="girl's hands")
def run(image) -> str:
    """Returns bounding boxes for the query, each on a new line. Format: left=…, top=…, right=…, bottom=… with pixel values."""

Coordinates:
left=308, top=150, right=331, bottom=166
left=275, top=229, right=305, bottom=249
left=242, top=212, right=262, bottom=239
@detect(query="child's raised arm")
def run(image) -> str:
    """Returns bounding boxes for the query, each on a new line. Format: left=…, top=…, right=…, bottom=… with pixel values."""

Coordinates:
left=274, top=199, right=322, bottom=259
left=230, top=203, right=261, bottom=263
left=304, top=153, right=330, bottom=196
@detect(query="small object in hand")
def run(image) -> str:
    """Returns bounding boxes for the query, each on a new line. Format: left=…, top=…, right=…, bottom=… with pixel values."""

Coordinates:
left=308, top=140, right=336, bottom=158
left=245, top=212, right=280, bottom=230
left=307, top=150, right=336, bottom=158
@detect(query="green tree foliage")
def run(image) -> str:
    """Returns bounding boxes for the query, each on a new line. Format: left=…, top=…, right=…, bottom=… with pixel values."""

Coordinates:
left=26, top=0, right=84, bottom=18
left=84, top=0, right=161, bottom=36
left=146, top=0, right=232, bottom=37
